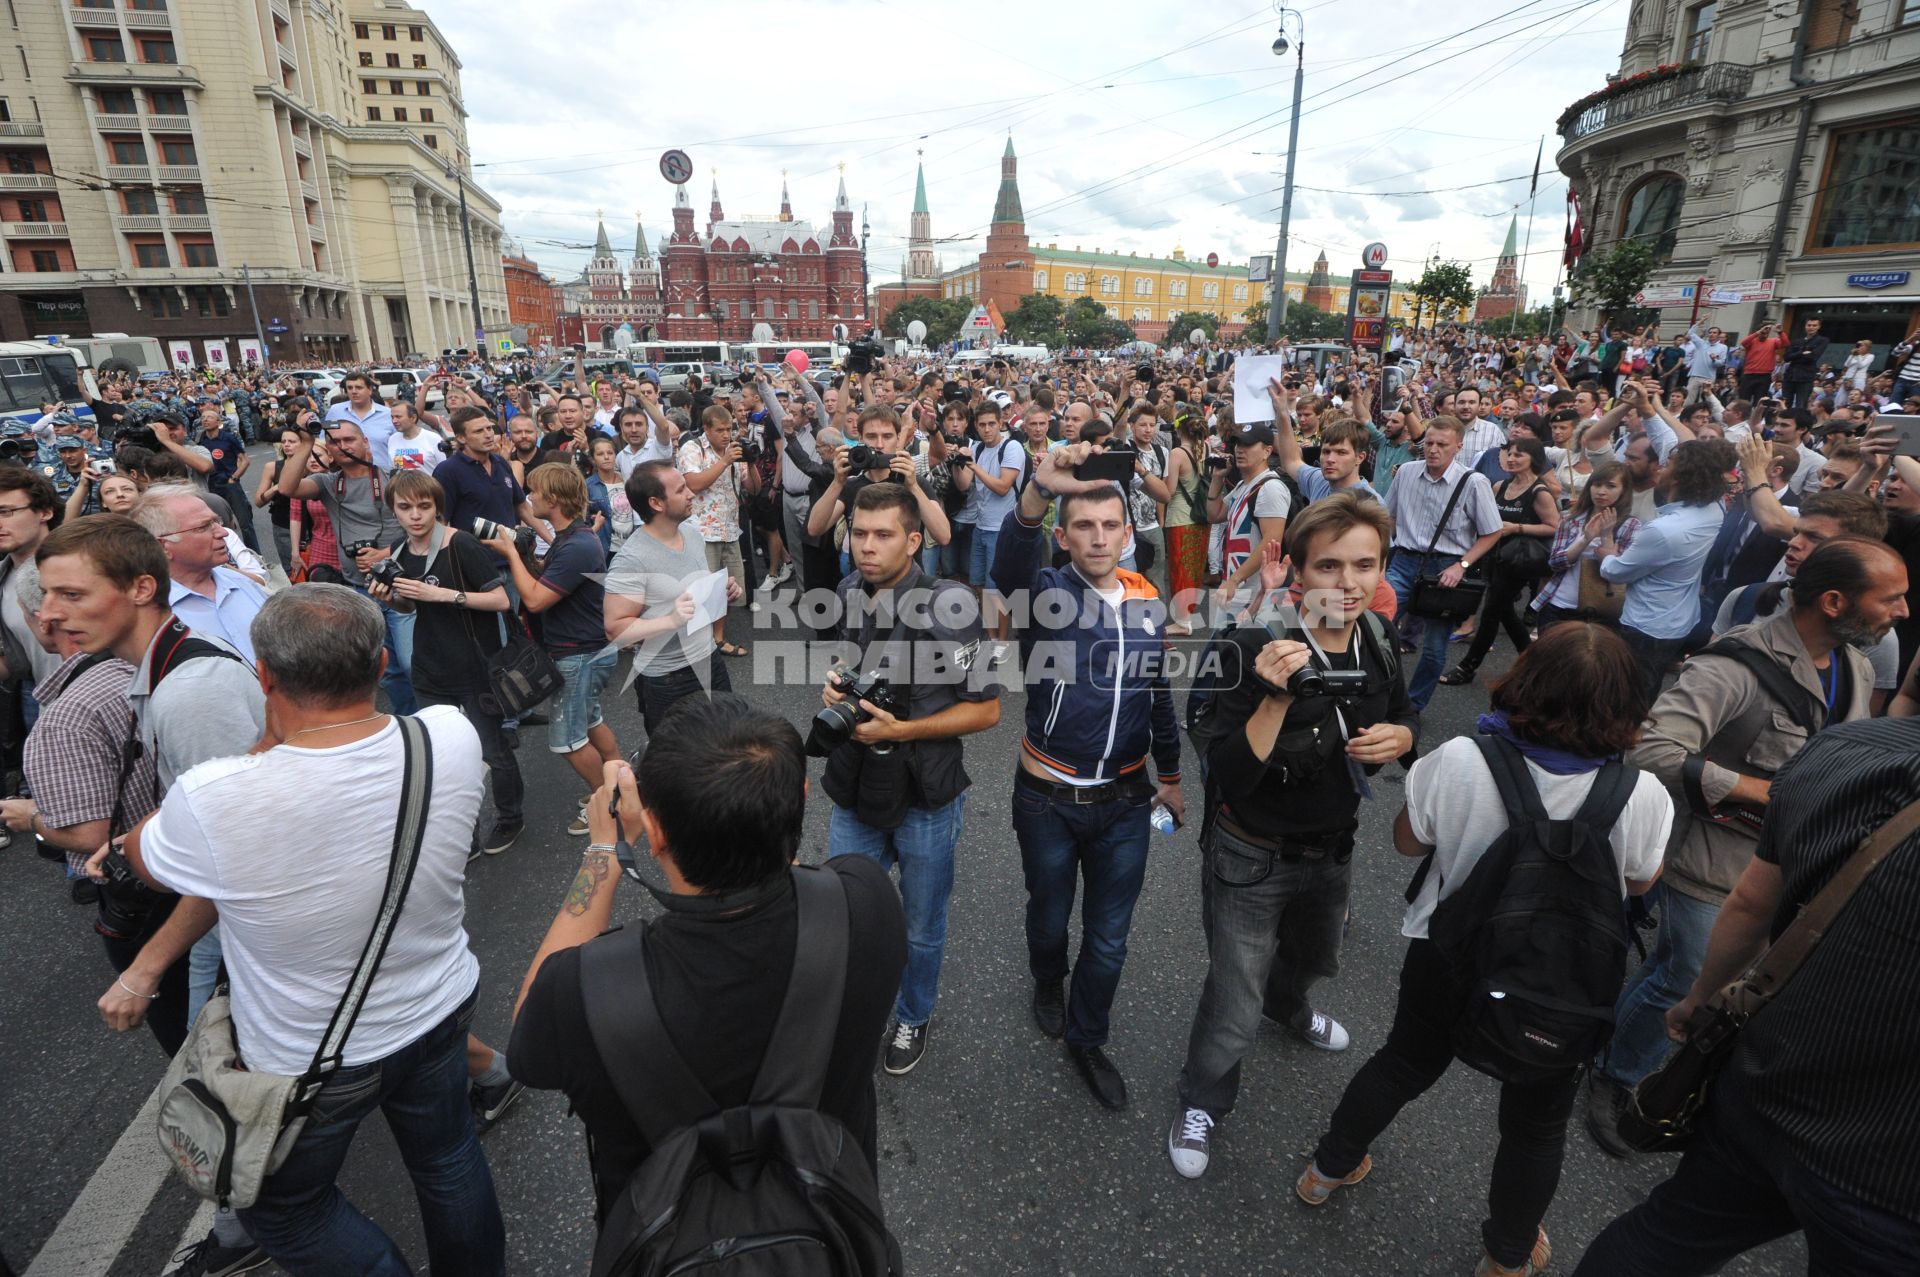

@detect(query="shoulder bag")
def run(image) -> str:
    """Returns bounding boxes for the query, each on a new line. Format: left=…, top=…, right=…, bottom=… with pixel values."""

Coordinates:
left=438, top=526, right=562, bottom=719
left=1618, top=794, right=1920, bottom=1152
left=1407, top=475, right=1489, bottom=620
left=155, top=713, right=434, bottom=1209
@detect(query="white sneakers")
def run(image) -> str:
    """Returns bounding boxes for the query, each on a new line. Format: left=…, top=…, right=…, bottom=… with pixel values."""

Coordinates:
left=1167, top=1107, right=1215, bottom=1179
left=1296, top=1010, right=1351, bottom=1052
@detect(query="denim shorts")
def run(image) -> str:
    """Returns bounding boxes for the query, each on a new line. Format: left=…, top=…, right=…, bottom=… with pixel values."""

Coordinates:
left=548, top=647, right=617, bottom=753
left=969, top=527, right=1000, bottom=588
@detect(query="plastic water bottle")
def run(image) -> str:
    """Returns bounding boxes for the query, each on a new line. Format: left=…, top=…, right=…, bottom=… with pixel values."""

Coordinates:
left=1150, top=802, right=1177, bottom=835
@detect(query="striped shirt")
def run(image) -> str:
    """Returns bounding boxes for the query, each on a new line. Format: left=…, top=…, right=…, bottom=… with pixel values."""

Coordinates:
left=23, top=652, right=158, bottom=875
left=1382, top=459, right=1503, bottom=558
left=1720, top=717, right=1920, bottom=1219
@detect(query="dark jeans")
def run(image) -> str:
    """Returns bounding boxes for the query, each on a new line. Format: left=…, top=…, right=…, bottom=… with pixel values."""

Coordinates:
left=1737, top=373, right=1773, bottom=403
left=1784, top=378, right=1815, bottom=411
left=1010, top=774, right=1153, bottom=1049
left=1572, top=1088, right=1920, bottom=1276
left=416, top=688, right=522, bottom=827
left=1534, top=602, right=1594, bottom=635
left=210, top=479, right=261, bottom=554
left=1620, top=623, right=1686, bottom=703
left=1179, top=823, right=1351, bottom=1119
left=99, top=905, right=191, bottom=1056
left=1458, top=564, right=1536, bottom=673
left=637, top=652, right=732, bottom=737
left=236, top=988, right=505, bottom=1277
left=1313, top=939, right=1581, bottom=1270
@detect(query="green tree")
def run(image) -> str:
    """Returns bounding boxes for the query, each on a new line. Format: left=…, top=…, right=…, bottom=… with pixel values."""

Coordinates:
left=1062, top=297, right=1135, bottom=349
left=1569, top=239, right=1656, bottom=326
left=1276, top=300, right=1344, bottom=342
left=1002, top=293, right=1066, bottom=346
left=1490, top=305, right=1555, bottom=338
left=1241, top=296, right=1268, bottom=331
left=1409, top=259, right=1476, bottom=330
left=1161, top=310, right=1225, bottom=347
left=884, top=295, right=970, bottom=345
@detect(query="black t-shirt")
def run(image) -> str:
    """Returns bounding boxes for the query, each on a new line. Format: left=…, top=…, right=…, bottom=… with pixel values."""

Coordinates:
left=89, top=398, right=127, bottom=436
left=391, top=529, right=506, bottom=697
left=508, top=857, right=906, bottom=1221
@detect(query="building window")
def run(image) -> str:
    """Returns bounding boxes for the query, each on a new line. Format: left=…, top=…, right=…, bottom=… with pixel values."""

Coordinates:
left=420, top=108, right=433, bottom=122
left=16, top=199, right=45, bottom=222
left=410, top=25, right=424, bottom=40
left=138, top=39, right=177, bottom=64
left=1033, top=269, right=1048, bottom=289
left=1202, top=281, right=1219, bottom=300
left=763, top=299, right=775, bottom=319
left=172, top=190, right=206, bottom=214
left=1620, top=172, right=1686, bottom=261
left=1133, top=277, right=1153, bottom=296
left=148, top=89, right=186, bottom=114
left=1682, top=3, right=1716, bottom=61
left=381, top=24, right=397, bottom=39
left=97, top=88, right=135, bottom=114
left=1806, top=0, right=1858, bottom=50
left=108, top=138, right=147, bottom=164
left=424, top=133, right=437, bottom=149
left=134, top=241, right=168, bottom=267
left=87, top=36, right=126, bottom=62
left=123, top=189, right=159, bottom=215
left=29, top=250, right=60, bottom=272
left=159, top=139, right=195, bottom=165
left=366, top=106, right=381, bottom=121
left=388, top=79, right=404, bottom=94
left=1232, top=284, right=1248, bottom=301
left=412, top=54, right=427, bottom=67
left=809, top=299, right=819, bottom=320
left=359, top=52, right=373, bottom=66
left=415, top=81, right=430, bottom=96
left=362, top=78, right=377, bottom=94
left=1099, top=274, right=1118, bottom=295
left=392, top=107, right=406, bottom=122
left=1132, top=307, right=1152, bottom=322
left=181, top=241, right=216, bottom=267
left=1169, top=279, right=1187, bottom=298
left=1904, top=0, right=1920, bottom=26
left=354, top=22, right=369, bottom=38
left=5, top=152, right=37, bottom=175
left=1809, top=118, right=1920, bottom=251
left=386, top=53, right=400, bottom=67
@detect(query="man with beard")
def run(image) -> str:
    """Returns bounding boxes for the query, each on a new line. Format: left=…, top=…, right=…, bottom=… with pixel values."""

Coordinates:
left=1584, top=538, right=1893, bottom=1157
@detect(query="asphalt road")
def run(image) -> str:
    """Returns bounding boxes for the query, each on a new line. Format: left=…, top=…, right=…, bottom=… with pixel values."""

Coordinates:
left=0, top=481, right=1810, bottom=1275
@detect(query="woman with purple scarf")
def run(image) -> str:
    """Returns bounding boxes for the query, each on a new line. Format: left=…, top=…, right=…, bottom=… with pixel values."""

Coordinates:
left=1294, top=624, right=1675, bottom=1277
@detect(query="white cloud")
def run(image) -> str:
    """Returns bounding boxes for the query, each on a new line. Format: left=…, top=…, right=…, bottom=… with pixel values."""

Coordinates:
left=435, top=0, right=1632, bottom=299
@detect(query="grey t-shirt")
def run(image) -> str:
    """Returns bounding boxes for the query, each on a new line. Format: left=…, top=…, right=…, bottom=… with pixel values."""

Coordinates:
left=605, top=518, right=716, bottom=676
left=307, top=468, right=403, bottom=586
left=129, top=632, right=267, bottom=790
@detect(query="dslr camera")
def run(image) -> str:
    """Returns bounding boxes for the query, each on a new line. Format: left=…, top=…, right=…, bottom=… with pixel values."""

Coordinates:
left=847, top=443, right=892, bottom=473
left=844, top=328, right=886, bottom=377
left=736, top=434, right=764, bottom=465
left=365, top=557, right=404, bottom=589
left=97, top=844, right=160, bottom=938
left=806, top=663, right=908, bottom=758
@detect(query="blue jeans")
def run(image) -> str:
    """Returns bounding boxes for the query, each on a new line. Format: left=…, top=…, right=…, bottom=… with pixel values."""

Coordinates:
left=968, top=527, right=1001, bottom=588
left=828, top=793, right=967, bottom=1028
left=1010, top=777, right=1153, bottom=1049
left=1387, top=551, right=1451, bottom=711
left=354, top=588, right=419, bottom=715
left=1601, top=882, right=1722, bottom=1086
left=187, top=926, right=223, bottom=1027
left=237, top=989, right=504, bottom=1276
left=1571, top=1086, right=1920, bottom=1276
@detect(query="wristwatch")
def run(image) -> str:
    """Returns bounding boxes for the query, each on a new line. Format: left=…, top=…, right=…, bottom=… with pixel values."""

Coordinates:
left=453, top=591, right=467, bottom=608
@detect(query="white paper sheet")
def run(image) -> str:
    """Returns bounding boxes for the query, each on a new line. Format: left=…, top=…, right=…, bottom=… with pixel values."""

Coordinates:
left=1230, top=354, right=1289, bottom=423
left=685, top=569, right=730, bottom=630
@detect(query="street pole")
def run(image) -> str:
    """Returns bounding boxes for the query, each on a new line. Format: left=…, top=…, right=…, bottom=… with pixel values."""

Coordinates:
left=1266, top=8, right=1304, bottom=346
left=450, top=161, right=485, bottom=357
left=240, top=263, right=269, bottom=372
left=860, top=203, right=871, bottom=333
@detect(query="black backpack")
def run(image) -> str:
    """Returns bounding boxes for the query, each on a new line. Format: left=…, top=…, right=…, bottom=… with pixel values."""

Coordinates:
left=580, top=866, right=901, bottom=1277
left=1422, top=737, right=1639, bottom=1085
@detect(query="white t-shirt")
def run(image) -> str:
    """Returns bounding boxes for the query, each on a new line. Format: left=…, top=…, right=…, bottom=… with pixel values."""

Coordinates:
left=1400, top=736, right=1672, bottom=939
left=140, top=706, right=483, bottom=1074
left=387, top=427, right=448, bottom=473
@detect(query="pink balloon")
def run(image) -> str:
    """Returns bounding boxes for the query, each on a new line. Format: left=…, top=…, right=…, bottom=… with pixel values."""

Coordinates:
left=784, top=349, right=810, bottom=374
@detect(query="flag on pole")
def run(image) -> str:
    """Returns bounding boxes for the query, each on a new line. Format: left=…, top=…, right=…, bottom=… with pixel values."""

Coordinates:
left=1563, top=188, right=1586, bottom=269
left=1529, top=137, right=1542, bottom=197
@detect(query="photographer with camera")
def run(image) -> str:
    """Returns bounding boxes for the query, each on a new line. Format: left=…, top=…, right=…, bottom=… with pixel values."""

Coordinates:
left=276, top=417, right=418, bottom=714
left=989, top=442, right=1182, bottom=1110
left=676, top=406, right=761, bottom=659
left=820, top=482, right=999, bottom=1076
left=1167, top=499, right=1415, bottom=1178
left=806, top=405, right=953, bottom=575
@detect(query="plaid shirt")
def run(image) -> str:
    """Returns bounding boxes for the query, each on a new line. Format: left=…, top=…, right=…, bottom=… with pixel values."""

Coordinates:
left=24, top=652, right=158, bottom=874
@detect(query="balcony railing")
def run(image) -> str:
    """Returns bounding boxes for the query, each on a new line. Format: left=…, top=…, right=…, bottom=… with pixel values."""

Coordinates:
left=0, top=173, right=57, bottom=189
left=105, top=163, right=152, bottom=181
left=1559, top=62, right=1751, bottom=147
left=5, top=221, right=71, bottom=238
left=156, top=163, right=198, bottom=182
left=307, top=220, right=327, bottom=243
left=275, top=41, right=295, bottom=66
left=169, top=213, right=209, bottom=230
left=147, top=113, right=190, bottom=131
left=0, top=122, right=45, bottom=138
left=299, top=179, right=319, bottom=202
left=114, top=213, right=163, bottom=231
left=122, top=10, right=171, bottom=28
left=94, top=112, right=141, bottom=130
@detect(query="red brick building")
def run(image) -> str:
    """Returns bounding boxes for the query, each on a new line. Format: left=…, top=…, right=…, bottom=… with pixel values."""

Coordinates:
left=1472, top=216, right=1526, bottom=325
left=555, top=216, right=664, bottom=348
left=1303, top=251, right=1334, bottom=312
left=976, top=137, right=1032, bottom=324
left=654, top=172, right=866, bottom=342
left=502, top=250, right=560, bottom=348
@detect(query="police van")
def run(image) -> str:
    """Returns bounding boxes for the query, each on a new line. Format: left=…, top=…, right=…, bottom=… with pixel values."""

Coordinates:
left=0, top=341, right=100, bottom=427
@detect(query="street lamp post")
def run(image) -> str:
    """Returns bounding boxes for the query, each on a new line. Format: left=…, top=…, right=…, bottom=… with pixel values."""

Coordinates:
left=1265, top=4, right=1305, bottom=346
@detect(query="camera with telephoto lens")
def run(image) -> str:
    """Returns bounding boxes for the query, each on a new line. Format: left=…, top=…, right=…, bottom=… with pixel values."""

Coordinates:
left=844, top=328, right=886, bottom=377
left=365, top=557, right=404, bottom=589
left=96, top=843, right=159, bottom=937
left=471, top=517, right=506, bottom=541
left=0, top=437, right=26, bottom=465
left=847, top=443, right=891, bottom=473
left=806, top=663, right=908, bottom=758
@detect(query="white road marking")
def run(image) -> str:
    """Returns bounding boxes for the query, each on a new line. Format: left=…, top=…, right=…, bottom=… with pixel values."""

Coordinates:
left=24, top=1083, right=171, bottom=1277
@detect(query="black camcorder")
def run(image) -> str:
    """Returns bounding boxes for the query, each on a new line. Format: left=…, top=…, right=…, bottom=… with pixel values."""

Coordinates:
left=806, top=663, right=907, bottom=758
left=1257, top=663, right=1372, bottom=700
left=844, top=329, right=886, bottom=377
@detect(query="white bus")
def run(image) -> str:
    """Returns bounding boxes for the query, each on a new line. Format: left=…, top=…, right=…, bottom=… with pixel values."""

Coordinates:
left=631, top=341, right=733, bottom=367
left=0, top=341, right=99, bottom=426
left=735, top=340, right=841, bottom=371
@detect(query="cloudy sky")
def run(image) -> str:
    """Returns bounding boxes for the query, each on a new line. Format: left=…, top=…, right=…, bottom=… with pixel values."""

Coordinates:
left=442, top=0, right=1633, bottom=302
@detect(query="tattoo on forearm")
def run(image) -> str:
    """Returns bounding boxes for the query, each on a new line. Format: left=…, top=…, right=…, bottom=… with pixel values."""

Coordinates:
left=563, top=852, right=614, bottom=916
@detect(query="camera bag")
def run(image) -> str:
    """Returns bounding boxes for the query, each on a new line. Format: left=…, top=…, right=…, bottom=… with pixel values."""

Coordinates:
left=1406, top=474, right=1489, bottom=620
left=445, top=524, right=565, bottom=718
left=155, top=713, right=431, bottom=1209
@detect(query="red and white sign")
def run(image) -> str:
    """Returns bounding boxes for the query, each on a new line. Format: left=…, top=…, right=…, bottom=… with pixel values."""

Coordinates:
left=1205, top=252, right=1219, bottom=268
left=1707, top=278, right=1777, bottom=305
left=169, top=341, right=194, bottom=368
left=1362, top=242, right=1389, bottom=270
left=203, top=341, right=228, bottom=368
left=1632, top=283, right=1698, bottom=307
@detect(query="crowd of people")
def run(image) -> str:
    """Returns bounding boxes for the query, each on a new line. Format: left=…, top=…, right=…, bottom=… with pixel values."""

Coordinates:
left=7, top=312, right=1920, bottom=1277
